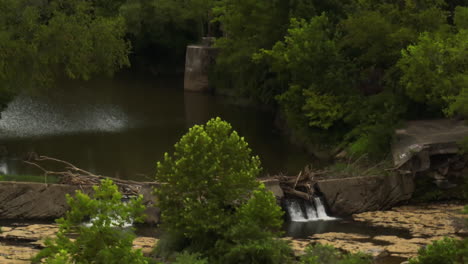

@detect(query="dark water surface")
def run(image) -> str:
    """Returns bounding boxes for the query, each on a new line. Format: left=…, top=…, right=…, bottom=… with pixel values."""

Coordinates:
left=285, top=219, right=410, bottom=264
left=0, top=74, right=312, bottom=180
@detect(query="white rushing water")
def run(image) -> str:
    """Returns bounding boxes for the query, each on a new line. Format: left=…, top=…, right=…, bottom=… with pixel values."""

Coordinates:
left=313, top=197, right=337, bottom=221
left=285, top=200, right=307, bottom=222
left=305, top=203, right=318, bottom=220
left=0, top=160, right=7, bottom=175
left=286, top=197, right=337, bottom=222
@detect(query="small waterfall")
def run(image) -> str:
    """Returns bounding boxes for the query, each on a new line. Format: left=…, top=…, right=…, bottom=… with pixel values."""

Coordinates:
left=0, top=160, right=7, bottom=175
left=305, top=203, right=318, bottom=220
left=285, top=200, right=307, bottom=222
left=285, top=197, right=337, bottom=222
left=314, top=196, right=336, bottom=221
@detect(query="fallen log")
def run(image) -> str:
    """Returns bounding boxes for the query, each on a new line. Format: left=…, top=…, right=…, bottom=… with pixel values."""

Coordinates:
left=23, top=154, right=149, bottom=196
left=282, top=187, right=311, bottom=201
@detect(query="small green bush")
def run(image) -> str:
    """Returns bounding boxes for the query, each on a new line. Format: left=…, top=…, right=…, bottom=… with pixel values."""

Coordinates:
left=300, top=244, right=372, bottom=264
left=409, top=237, right=465, bottom=264
left=32, top=179, right=148, bottom=264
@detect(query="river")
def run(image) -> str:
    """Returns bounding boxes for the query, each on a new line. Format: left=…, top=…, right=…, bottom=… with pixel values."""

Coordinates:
left=0, top=73, right=312, bottom=181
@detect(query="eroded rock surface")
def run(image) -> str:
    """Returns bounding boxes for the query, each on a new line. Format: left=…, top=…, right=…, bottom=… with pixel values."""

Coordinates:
left=0, top=224, right=158, bottom=262
left=353, top=203, right=466, bottom=237
left=287, top=203, right=466, bottom=260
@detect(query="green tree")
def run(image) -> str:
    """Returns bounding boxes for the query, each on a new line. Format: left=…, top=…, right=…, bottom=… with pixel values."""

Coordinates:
left=120, top=0, right=216, bottom=67
left=0, top=0, right=130, bottom=111
left=33, top=179, right=148, bottom=264
left=254, top=15, right=354, bottom=131
left=398, top=7, right=468, bottom=118
left=155, top=117, right=292, bottom=263
left=211, top=0, right=291, bottom=103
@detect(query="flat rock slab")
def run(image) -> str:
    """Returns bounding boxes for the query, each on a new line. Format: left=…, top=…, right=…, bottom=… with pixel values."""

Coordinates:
left=287, top=203, right=466, bottom=260
left=353, top=203, right=466, bottom=237
left=0, top=224, right=158, bottom=261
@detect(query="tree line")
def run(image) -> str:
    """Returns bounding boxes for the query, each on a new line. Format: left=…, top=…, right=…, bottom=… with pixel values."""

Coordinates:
left=0, top=0, right=467, bottom=157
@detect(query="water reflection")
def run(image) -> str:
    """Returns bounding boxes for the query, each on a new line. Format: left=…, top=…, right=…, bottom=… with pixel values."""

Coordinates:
left=0, top=74, right=313, bottom=180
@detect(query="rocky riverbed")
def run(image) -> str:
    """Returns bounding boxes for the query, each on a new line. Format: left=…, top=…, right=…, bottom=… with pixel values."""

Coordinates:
left=286, top=203, right=467, bottom=262
left=0, top=223, right=157, bottom=263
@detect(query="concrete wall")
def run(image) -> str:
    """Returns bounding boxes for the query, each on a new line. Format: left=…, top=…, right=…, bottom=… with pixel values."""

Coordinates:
left=316, top=174, right=415, bottom=216
left=0, top=182, right=159, bottom=224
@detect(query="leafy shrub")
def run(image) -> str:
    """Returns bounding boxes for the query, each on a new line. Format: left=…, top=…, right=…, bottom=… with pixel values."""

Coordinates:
left=155, top=118, right=290, bottom=263
left=409, top=237, right=465, bottom=264
left=300, top=244, right=372, bottom=264
left=155, top=117, right=261, bottom=242
left=214, top=185, right=294, bottom=264
left=32, top=179, right=148, bottom=264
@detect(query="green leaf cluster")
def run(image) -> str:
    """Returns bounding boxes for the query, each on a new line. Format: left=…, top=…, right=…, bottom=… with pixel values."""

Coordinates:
left=33, top=179, right=148, bottom=264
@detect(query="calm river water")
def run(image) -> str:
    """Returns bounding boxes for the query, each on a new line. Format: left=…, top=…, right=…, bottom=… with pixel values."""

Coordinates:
left=0, top=73, right=312, bottom=181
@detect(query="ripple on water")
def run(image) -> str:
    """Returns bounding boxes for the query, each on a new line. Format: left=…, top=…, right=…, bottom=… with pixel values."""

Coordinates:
left=0, top=95, right=129, bottom=139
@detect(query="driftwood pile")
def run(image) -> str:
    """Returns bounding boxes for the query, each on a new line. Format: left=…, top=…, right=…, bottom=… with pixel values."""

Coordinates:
left=274, top=165, right=327, bottom=201
left=24, top=154, right=144, bottom=196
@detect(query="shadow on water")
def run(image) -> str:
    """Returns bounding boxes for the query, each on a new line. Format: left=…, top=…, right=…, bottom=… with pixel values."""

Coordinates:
left=285, top=218, right=411, bottom=239
left=0, top=74, right=314, bottom=180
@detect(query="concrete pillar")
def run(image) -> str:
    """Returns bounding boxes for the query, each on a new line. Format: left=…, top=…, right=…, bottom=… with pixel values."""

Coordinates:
left=184, top=38, right=218, bottom=93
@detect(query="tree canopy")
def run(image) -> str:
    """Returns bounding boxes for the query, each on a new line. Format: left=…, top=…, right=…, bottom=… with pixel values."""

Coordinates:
left=0, top=0, right=130, bottom=112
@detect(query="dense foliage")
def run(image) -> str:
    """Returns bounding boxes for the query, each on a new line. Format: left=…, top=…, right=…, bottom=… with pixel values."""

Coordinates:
left=155, top=118, right=293, bottom=263
left=0, top=0, right=130, bottom=113
left=213, top=0, right=468, bottom=158
left=299, top=244, right=372, bottom=264
left=33, top=179, right=148, bottom=264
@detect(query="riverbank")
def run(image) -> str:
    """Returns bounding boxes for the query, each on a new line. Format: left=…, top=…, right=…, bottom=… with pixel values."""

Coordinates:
left=1, top=203, right=465, bottom=263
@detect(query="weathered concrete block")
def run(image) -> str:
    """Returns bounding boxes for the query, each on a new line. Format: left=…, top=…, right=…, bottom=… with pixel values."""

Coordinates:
left=316, top=174, right=414, bottom=216
left=184, top=45, right=218, bottom=93
left=260, top=178, right=284, bottom=199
